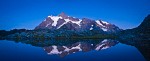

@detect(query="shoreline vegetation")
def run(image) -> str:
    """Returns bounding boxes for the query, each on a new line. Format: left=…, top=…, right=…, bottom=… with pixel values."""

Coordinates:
left=0, top=29, right=118, bottom=40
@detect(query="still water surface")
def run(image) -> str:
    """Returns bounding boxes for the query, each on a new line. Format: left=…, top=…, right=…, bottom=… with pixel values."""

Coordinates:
left=0, top=39, right=146, bottom=61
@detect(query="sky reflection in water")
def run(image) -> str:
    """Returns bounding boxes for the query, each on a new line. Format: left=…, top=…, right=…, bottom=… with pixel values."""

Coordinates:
left=0, top=39, right=146, bottom=61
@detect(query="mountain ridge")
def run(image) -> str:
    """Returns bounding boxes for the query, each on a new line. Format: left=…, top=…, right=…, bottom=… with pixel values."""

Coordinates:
left=0, top=14, right=149, bottom=40
left=118, top=14, right=150, bottom=40
left=35, top=12, right=121, bottom=33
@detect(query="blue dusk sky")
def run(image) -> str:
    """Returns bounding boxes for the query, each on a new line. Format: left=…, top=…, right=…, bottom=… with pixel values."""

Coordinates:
left=0, top=0, right=150, bottom=30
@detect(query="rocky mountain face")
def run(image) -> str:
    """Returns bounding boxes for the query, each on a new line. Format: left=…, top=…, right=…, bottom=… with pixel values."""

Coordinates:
left=35, top=12, right=121, bottom=33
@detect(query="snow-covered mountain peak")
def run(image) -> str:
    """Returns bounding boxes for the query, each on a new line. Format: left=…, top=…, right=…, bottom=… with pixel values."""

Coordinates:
left=35, top=13, right=121, bottom=33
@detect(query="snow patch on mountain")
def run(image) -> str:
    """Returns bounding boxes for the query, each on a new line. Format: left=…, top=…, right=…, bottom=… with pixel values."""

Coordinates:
left=57, top=19, right=71, bottom=29
left=102, top=28, right=108, bottom=31
left=90, top=25, right=93, bottom=30
left=96, top=20, right=105, bottom=27
left=71, top=19, right=82, bottom=26
left=46, top=23, right=51, bottom=27
left=48, top=16, right=62, bottom=26
left=101, top=20, right=109, bottom=24
left=57, top=18, right=82, bottom=29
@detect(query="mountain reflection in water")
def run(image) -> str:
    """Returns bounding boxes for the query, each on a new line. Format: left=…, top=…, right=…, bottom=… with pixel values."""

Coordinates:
left=0, top=39, right=148, bottom=61
left=43, top=39, right=119, bottom=57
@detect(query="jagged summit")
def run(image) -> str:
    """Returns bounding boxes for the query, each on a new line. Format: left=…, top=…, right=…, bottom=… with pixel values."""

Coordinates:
left=58, top=12, right=68, bottom=19
left=35, top=13, right=121, bottom=33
